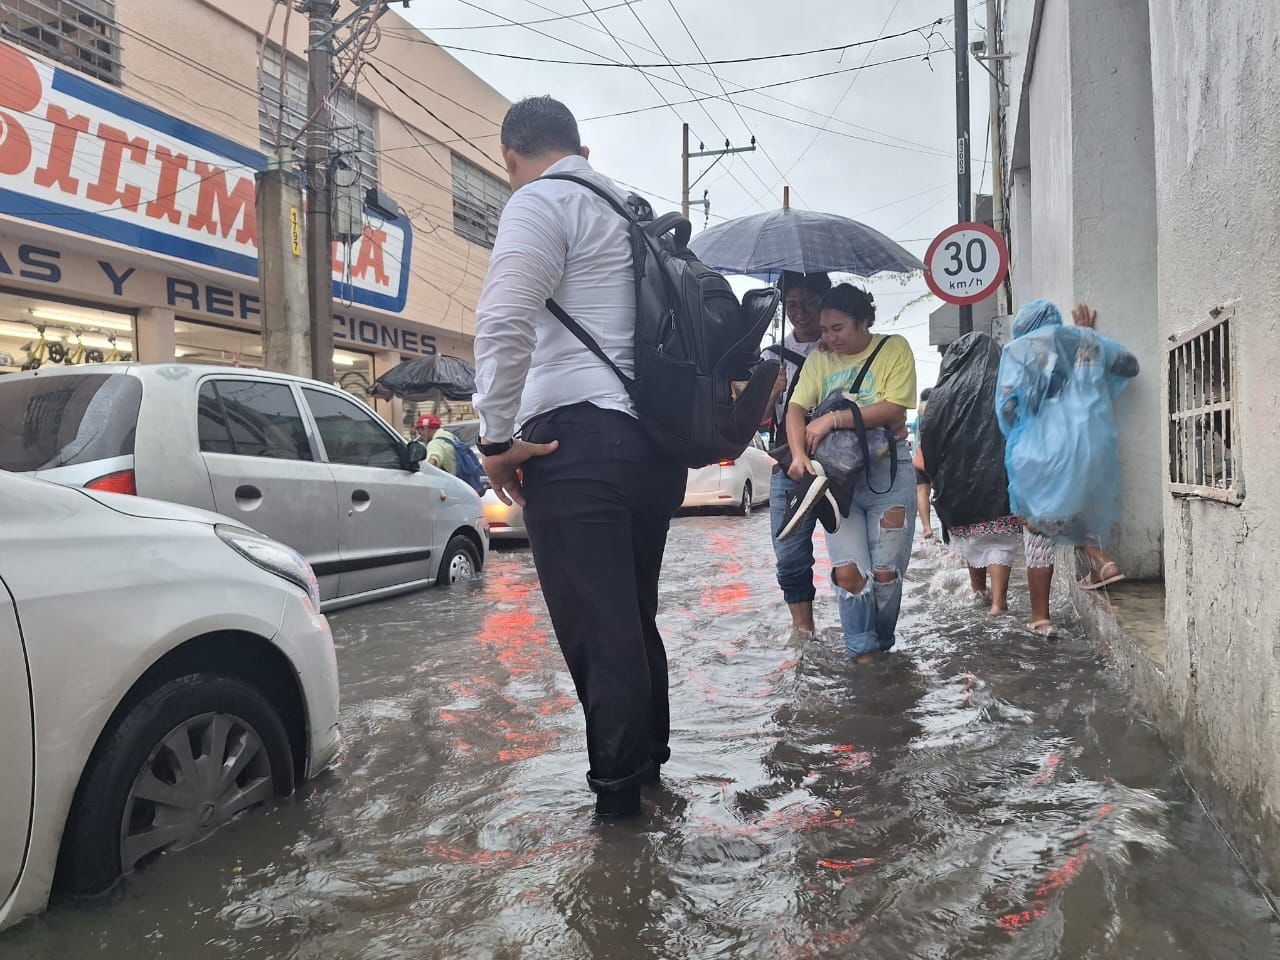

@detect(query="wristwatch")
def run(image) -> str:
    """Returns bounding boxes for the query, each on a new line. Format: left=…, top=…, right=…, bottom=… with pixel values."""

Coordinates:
left=478, top=438, right=513, bottom=457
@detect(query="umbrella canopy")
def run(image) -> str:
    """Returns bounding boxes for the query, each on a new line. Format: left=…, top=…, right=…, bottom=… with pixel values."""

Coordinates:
left=689, top=207, right=924, bottom=280
left=371, top=355, right=476, bottom=402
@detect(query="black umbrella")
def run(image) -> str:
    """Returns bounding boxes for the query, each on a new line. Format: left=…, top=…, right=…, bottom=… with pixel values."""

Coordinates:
left=689, top=207, right=923, bottom=279
left=371, top=355, right=476, bottom=402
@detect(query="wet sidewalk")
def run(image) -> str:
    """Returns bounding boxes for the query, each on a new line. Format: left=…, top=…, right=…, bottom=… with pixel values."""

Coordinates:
left=5, top=513, right=1278, bottom=959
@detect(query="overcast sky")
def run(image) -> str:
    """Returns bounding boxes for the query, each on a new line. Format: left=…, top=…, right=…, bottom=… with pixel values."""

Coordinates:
left=401, top=0, right=993, bottom=389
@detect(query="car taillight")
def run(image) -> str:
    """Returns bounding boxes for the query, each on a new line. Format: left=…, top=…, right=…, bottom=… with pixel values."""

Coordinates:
left=86, top=469, right=137, bottom=496
left=717, top=460, right=735, bottom=467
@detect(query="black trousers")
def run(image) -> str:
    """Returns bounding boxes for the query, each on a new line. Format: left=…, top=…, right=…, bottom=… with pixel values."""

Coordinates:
left=521, top=403, right=686, bottom=795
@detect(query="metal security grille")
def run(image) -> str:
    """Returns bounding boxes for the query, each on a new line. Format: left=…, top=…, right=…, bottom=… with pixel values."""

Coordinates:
left=452, top=153, right=510, bottom=248
left=258, top=51, right=378, bottom=193
left=0, top=0, right=122, bottom=84
left=1168, top=306, right=1240, bottom=503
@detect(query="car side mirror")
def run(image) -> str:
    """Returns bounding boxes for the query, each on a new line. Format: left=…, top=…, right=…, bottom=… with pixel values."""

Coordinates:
left=404, top=439, right=427, bottom=470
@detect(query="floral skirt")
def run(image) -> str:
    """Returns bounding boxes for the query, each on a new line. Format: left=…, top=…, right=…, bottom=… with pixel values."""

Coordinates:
left=948, top=515, right=1022, bottom=568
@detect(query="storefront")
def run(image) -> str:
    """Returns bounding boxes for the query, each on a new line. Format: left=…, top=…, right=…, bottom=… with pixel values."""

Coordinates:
left=0, top=38, right=474, bottom=430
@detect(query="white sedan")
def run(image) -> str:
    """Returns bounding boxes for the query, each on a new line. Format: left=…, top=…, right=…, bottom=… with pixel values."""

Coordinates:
left=482, top=489, right=528, bottom=542
left=0, top=471, right=341, bottom=931
left=479, top=434, right=776, bottom=540
left=681, top=433, right=776, bottom=516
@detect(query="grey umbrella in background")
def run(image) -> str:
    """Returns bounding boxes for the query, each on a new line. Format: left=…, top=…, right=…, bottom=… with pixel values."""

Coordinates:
left=688, top=207, right=924, bottom=279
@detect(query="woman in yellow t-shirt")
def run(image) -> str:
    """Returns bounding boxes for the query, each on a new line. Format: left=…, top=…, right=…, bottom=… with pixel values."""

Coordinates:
left=780, top=284, right=918, bottom=661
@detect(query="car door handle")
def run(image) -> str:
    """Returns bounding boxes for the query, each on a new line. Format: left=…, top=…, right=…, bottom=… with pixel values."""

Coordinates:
left=350, top=489, right=371, bottom=515
left=234, top=484, right=262, bottom=510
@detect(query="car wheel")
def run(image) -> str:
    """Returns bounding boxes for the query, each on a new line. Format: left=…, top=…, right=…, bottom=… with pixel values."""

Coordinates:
left=735, top=482, right=753, bottom=517
left=437, top=535, right=481, bottom=586
left=57, top=674, right=295, bottom=896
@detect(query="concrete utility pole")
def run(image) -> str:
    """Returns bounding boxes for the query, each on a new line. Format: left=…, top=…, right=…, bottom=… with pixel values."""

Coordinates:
left=304, top=0, right=337, bottom=386
left=682, top=125, right=757, bottom=218
left=985, top=0, right=1007, bottom=316
left=954, top=0, right=973, bottom=334
left=256, top=150, right=311, bottom=376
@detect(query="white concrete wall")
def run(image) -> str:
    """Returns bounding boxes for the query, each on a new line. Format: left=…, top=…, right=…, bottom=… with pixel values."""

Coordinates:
left=1000, top=0, right=1162, bottom=578
left=1025, top=0, right=1075, bottom=312
left=1067, top=0, right=1161, bottom=575
left=1149, top=0, right=1280, bottom=883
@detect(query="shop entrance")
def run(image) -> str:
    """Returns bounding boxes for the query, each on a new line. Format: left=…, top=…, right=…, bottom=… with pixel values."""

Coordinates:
left=0, top=290, right=134, bottom=375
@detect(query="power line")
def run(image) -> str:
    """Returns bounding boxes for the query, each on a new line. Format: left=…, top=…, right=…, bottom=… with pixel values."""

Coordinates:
left=386, top=0, right=641, bottom=31
left=780, top=0, right=907, bottom=188
left=608, top=0, right=770, bottom=213
left=579, top=0, right=693, bottom=133
left=417, top=17, right=949, bottom=68
left=659, top=0, right=792, bottom=211
left=364, top=60, right=505, bottom=175
left=514, top=0, right=960, bottom=159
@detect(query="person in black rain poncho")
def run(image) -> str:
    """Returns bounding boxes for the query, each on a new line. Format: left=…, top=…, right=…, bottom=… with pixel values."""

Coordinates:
left=921, top=332, right=1021, bottom=617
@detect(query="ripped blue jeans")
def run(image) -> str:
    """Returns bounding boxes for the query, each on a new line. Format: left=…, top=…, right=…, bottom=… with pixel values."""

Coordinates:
left=824, top=449, right=917, bottom=656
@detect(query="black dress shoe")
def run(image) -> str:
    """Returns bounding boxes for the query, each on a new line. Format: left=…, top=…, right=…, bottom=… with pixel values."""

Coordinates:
left=595, top=786, right=642, bottom=817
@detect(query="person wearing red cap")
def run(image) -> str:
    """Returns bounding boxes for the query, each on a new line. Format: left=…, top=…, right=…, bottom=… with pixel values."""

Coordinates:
left=414, top=413, right=458, bottom=476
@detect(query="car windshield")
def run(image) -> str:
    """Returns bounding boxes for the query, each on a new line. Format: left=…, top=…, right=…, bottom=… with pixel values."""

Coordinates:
left=0, top=373, right=142, bottom=471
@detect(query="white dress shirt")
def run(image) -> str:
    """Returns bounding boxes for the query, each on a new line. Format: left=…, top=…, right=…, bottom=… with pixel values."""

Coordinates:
left=764, top=332, right=819, bottom=427
left=472, top=154, right=636, bottom=442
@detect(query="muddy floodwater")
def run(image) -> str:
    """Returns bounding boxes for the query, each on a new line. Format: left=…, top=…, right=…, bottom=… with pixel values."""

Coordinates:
left=5, top=513, right=1279, bottom=959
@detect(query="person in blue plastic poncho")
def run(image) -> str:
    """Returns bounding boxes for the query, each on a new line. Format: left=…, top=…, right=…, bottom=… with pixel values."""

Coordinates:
left=996, top=300, right=1140, bottom=634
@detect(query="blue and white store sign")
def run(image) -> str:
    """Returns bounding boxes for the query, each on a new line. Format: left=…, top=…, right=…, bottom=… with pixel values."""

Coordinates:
left=0, top=40, right=413, bottom=313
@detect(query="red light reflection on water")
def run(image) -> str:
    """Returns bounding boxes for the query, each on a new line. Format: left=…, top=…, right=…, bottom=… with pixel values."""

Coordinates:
left=997, top=803, right=1115, bottom=933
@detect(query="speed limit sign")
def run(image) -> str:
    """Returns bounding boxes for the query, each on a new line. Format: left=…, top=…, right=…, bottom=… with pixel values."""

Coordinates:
left=924, top=222, right=1009, bottom=306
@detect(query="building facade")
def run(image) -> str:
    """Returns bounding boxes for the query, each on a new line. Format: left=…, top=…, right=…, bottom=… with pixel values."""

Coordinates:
left=0, top=0, right=511, bottom=428
left=998, top=0, right=1280, bottom=890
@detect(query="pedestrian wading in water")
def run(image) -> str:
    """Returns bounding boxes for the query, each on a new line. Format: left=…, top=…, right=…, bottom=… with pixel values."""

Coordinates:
left=472, top=97, right=686, bottom=818
left=921, top=332, right=1019, bottom=617
left=763, top=271, right=832, bottom=636
left=997, top=300, right=1140, bottom=633
left=910, top=387, right=934, bottom=539
left=780, top=283, right=918, bottom=662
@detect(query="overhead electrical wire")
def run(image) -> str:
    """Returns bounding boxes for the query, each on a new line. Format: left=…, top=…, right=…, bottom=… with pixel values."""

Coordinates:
left=780, top=0, right=907, bottom=188
left=364, top=60, right=506, bottom=175
left=662, top=0, right=804, bottom=209
left=600, top=0, right=771, bottom=214
left=514, top=0, right=958, bottom=158
left=385, top=0, right=641, bottom=31
left=413, top=17, right=949, bottom=68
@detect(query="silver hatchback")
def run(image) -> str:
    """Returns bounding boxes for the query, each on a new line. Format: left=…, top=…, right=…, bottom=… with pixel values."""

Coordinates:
left=0, top=364, right=488, bottom=610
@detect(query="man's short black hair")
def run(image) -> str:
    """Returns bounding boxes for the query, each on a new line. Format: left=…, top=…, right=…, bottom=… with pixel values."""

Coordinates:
left=500, top=96, right=582, bottom=158
left=779, top=271, right=832, bottom=299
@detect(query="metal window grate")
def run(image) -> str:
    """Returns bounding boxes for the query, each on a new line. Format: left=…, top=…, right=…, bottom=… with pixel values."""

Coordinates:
left=451, top=153, right=510, bottom=248
left=258, top=50, right=378, bottom=193
left=1167, top=306, right=1241, bottom=503
left=1, top=0, right=122, bottom=84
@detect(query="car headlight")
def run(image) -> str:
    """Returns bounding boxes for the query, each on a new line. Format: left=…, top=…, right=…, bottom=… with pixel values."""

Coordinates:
left=216, top=524, right=321, bottom=609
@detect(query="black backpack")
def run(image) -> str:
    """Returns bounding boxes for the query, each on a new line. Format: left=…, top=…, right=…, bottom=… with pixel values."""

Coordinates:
left=540, top=173, right=781, bottom=468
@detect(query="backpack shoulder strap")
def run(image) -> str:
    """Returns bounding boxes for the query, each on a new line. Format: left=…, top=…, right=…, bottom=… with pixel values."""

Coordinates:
left=538, top=172, right=635, bottom=221
left=544, top=298, right=633, bottom=387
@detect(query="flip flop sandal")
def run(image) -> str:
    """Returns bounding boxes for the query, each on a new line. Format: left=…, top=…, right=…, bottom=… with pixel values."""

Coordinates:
left=1079, top=562, right=1126, bottom=591
left=1027, top=619, right=1055, bottom=636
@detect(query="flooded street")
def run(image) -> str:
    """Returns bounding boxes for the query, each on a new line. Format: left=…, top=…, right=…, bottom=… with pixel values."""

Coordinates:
left=6, top=512, right=1278, bottom=959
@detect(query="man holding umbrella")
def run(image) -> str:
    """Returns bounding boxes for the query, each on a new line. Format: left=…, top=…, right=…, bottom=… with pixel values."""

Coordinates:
left=764, top=271, right=830, bottom=634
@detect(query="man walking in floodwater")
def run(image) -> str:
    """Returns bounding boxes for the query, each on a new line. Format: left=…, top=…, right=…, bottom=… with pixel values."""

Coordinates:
left=472, top=97, right=686, bottom=818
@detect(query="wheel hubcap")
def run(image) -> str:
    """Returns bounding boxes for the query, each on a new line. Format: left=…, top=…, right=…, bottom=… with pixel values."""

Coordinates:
left=119, top=712, right=273, bottom=873
left=450, top=552, right=475, bottom=581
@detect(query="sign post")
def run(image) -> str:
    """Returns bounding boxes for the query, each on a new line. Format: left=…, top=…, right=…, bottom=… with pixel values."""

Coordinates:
left=924, top=222, right=1009, bottom=310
